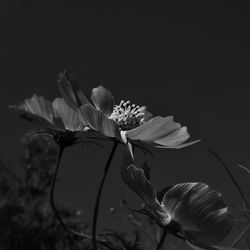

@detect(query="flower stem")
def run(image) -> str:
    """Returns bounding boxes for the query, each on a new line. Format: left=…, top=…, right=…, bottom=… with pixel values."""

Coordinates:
left=50, top=146, right=91, bottom=240
left=92, top=140, right=119, bottom=249
left=156, top=229, right=167, bottom=250
left=206, top=147, right=250, bottom=209
left=230, top=223, right=250, bottom=247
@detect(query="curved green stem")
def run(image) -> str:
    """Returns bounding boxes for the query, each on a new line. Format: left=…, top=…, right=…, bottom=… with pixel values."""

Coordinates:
left=92, top=140, right=119, bottom=250
left=231, top=223, right=250, bottom=247
left=156, top=229, right=167, bottom=250
left=50, top=147, right=91, bottom=240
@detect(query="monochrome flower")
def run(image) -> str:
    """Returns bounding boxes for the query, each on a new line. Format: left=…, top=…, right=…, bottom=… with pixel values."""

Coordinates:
left=121, top=147, right=233, bottom=249
left=10, top=94, right=85, bottom=147
left=58, top=70, right=199, bottom=149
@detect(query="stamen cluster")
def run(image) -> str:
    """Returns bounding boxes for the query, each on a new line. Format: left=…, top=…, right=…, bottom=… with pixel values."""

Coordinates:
left=110, top=100, right=145, bottom=130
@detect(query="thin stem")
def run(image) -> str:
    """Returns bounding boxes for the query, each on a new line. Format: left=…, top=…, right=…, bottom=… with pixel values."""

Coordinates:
left=206, top=147, right=250, bottom=209
left=50, top=147, right=91, bottom=240
left=231, top=223, right=250, bottom=247
left=156, top=229, right=167, bottom=250
left=92, top=140, right=119, bottom=250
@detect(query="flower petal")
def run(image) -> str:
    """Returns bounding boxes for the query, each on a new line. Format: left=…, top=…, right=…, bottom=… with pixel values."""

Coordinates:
left=52, top=98, right=84, bottom=131
left=154, top=126, right=189, bottom=145
left=78, top=104, right=118, bottom=138
left=154, top=127, right=199, bottom=148
left=127, top=141, right=134, bottom=159
left=10, top=95, right=56, bottom=129
left=121, top=146, right=171, bottom=225
left=57, top=70, right=90, bottom=110
left=91, top=86, right=114, bottom=116
left=162, top=183, right=233, bottom=245
left=156, top=186, right=174, bottom=203
left=126, top=116, right=181, bottom=141
left=156, top=139, right=201, bottom=149
left=120, top=145, right=155, bottom=207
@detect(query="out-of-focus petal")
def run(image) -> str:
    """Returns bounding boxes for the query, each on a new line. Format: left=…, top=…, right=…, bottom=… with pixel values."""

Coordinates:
left=125, top=116, right=181, bottom=141
left=162, top=183, right=233, bottom=245
left=10, top=95, right=56, bottom=129
left=91, top=86, right=114, bottom=116
left=52, top=98, right=84, bottom=131
left=78, top=104, right=118, bottom=138
left=154, top=127, right=199, bottom=148
left=120, top=146, right=155, bottom=207
left=57, top=70, right=90, bottom=110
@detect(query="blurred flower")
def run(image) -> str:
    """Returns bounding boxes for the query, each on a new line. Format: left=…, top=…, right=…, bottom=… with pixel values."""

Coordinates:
left=58, top=70, right=199, bottom=151
left=121, top=147, right=233, bottom=249
left=109, top=207, right=116, bottom=213
left=10, top=95, right=85, bottom=147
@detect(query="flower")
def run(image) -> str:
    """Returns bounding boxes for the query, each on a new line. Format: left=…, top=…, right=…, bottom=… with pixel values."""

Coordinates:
left=121, top=147, right=233, bottom=249
left=58, top=70, right=199, bottom=150
left=10, top=94, right=85, bottom=147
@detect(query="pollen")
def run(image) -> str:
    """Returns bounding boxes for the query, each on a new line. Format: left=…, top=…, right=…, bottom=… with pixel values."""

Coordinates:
left=109, top=100, right=146, bottom=130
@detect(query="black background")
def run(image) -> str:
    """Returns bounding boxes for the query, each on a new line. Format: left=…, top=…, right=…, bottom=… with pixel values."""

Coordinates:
left=1, top=1, right=250, bottom=248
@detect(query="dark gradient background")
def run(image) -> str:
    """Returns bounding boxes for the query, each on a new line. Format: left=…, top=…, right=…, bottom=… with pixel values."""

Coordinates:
left=1, top=1, right=250, bottom=248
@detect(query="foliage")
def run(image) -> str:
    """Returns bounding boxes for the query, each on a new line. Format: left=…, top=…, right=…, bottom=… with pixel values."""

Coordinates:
left=0, top=134, right=163, bottom=250
left=0, top=134, right=90, bottom=250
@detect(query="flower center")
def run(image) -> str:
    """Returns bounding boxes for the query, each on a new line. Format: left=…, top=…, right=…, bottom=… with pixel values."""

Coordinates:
left=110, top=100, right=146, bottom=130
